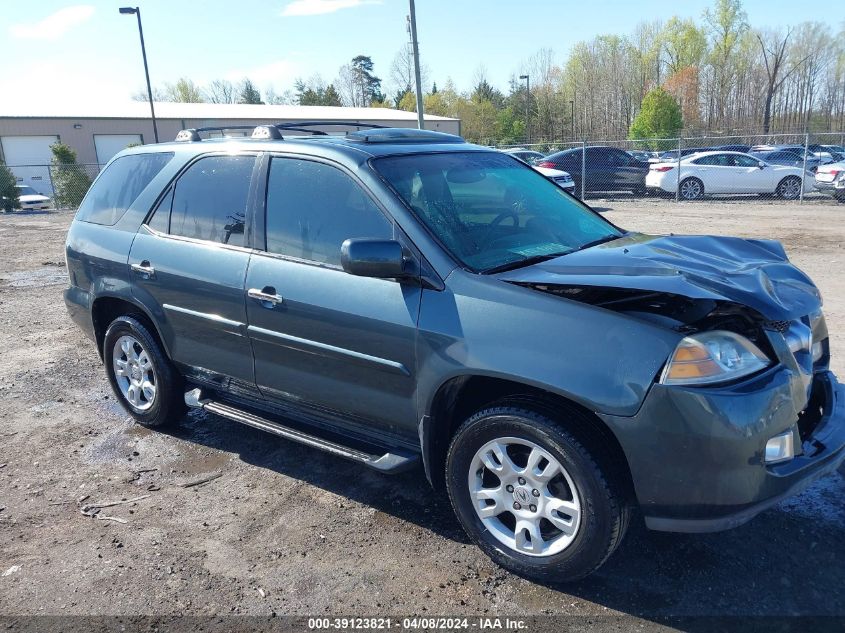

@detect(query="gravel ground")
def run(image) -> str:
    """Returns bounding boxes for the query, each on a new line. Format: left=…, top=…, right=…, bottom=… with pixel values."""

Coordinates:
left=0, top=200, right=843, bottom=628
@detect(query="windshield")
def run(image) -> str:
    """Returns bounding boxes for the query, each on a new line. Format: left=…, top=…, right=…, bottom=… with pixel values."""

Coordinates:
left=373, top=152, right=621, bottom=272
left=17, top=186, right=38, bottom=196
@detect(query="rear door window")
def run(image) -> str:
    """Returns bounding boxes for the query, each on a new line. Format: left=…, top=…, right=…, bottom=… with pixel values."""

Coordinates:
left=76, top=152, right=174, bottom=225
left=169, top=155, right=255, bottom=247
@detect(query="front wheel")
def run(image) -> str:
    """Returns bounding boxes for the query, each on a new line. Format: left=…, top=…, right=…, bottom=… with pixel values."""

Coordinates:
left=103, top=315, right=184, bottom=428
left=776, top=175, right=803, bottom=200
left=445, top=405, right=630, bottom=582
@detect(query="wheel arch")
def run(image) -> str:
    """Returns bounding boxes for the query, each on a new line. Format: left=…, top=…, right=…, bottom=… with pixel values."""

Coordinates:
left=420, top=373, right=636, bottom=501
left=91, top=294, right=170, bottom=360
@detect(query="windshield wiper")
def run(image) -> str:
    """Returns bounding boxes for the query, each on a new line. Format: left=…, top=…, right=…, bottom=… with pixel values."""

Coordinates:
left=482, top=252, right=571, bottom=274
left=482, top=234, right=623, bottom=275
left=572, top=234, right=622, bottom=253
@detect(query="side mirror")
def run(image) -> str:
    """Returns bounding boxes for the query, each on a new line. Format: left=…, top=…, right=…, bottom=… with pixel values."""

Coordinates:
left=758, top=162, right=766, bottom=169
left=341, top=239, right=406, bottom=279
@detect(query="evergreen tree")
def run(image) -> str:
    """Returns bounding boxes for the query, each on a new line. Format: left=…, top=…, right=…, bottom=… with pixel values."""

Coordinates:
left=50, top=142, right=92, bottom=209
left=0, top=161, right=18, bottom=211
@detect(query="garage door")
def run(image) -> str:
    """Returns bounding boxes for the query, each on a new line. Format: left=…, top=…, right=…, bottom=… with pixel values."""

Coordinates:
left=0, top=135, right=59, bottom=196
left=94, top=134, right=143, bottom=167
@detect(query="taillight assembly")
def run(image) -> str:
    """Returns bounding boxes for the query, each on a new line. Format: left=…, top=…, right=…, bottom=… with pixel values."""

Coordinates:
left=536, top=161, right=556, bottom=169
left=651, top=165, right=674, bottom=172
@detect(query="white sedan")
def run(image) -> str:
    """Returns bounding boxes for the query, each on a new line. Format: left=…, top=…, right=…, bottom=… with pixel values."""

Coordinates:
left=534, top=165, right=576, bottom=195
left=645, top=151, right=813, bottom=200
left=16, top=185, right=52, bottom=210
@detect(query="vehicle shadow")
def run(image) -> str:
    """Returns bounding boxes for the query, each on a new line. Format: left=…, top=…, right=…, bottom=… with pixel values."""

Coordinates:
left=165, top=408, right=845, bottom=621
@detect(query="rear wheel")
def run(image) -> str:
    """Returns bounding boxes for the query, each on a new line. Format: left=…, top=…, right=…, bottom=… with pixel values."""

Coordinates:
left=777, top=175, right=802, bottom=200
left=103, top=315, right=184, bottom=428
left=679, top=177, right=704, bottom=200
left=446, top=404, right=630, bottom=582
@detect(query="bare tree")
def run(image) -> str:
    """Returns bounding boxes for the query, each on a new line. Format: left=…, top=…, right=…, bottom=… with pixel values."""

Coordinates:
left=204, top=79, right=237, bottom=104
left=755, top=28, right=810, bottom=134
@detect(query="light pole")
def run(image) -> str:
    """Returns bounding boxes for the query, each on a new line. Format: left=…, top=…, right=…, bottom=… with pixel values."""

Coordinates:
left=119, top=6, right=158, bottom=143
left=569, top=99, right=574, bottom=140
left=519, top=74, right=530, bottom=144
left=408, top=0, right=425, bottom=130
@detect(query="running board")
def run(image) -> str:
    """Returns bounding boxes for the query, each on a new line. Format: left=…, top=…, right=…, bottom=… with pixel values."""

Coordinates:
left=184, top=388, right=418, bottom=473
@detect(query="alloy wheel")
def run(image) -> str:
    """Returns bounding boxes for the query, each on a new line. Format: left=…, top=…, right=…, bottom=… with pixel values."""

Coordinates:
left=468, top=437, right=582, bottom=557
left=680, top=179, right=702, bottom=200
left=112, top=334, right=157, bottom=411
left=779, top=177, right=801, bottom=200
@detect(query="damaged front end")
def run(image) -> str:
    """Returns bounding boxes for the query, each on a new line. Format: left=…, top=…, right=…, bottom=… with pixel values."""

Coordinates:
left=497, top=232, right=843, bottom=531
left=497, top=232, right=828, bottom=384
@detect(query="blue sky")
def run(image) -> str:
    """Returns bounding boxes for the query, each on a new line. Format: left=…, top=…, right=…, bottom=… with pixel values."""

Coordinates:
left=0, top=0, right=833, bottom=109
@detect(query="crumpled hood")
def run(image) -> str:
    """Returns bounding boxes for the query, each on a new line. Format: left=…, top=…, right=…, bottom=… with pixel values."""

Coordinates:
left=497, top=233, right=822, bottom=321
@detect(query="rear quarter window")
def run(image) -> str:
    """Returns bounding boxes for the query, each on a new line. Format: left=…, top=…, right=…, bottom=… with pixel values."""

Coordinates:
left=76, top=152, right=174, bottom=225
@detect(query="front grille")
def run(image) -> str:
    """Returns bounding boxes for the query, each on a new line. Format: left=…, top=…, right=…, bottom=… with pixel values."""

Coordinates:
left=764, top=320, right=790, bottom=334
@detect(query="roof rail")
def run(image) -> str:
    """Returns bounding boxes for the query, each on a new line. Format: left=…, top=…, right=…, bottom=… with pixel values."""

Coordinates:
left=175, top=121, right=388, bottom=142
left=175, top=125, right=260, bottom=142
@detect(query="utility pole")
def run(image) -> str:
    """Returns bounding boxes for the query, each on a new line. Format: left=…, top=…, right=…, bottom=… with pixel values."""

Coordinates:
left=408, top=0, right=425, bottom=129
left=520, top=74, right=530, bottom=144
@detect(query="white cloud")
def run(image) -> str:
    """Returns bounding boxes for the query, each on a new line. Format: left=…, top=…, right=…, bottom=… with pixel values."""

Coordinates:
left=280, top=0, right=380, bottom=17
left=9, top=5, right=95, bottom=40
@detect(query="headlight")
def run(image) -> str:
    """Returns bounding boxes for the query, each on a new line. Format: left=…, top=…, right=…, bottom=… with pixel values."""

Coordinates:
left=660, top=330, right=771, bottom=386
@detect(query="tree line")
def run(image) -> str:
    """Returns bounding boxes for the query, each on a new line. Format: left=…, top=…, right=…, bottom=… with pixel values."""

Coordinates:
left=134, top=0, right=845, bottom=145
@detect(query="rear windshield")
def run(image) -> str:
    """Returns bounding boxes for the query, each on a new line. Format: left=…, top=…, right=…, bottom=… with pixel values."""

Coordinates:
left=76, top=152, right=174, bottom=225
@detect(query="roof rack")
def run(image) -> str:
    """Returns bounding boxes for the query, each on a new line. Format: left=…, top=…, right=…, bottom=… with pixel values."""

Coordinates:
left=175, top=121, right=388, bottom=142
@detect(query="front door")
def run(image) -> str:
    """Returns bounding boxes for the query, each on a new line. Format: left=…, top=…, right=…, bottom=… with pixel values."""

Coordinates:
left=245, top=156, right=421, bottom=441
left=129, top=153, right=258, bottom=388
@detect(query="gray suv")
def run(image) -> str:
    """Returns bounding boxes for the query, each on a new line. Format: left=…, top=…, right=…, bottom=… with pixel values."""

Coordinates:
left=65, top=124, right=845, bottom=581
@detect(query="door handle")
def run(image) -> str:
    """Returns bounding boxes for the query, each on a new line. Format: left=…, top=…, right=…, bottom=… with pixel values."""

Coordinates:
left=248, top=287, right=284, bottom=306
left=130, top=261, right=155, bottom=279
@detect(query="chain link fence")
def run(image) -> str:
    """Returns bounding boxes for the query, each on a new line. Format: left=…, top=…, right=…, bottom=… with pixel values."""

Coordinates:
left=497, top=131, right=845, bottom=203
left=3, top=163, right=99, bottom=211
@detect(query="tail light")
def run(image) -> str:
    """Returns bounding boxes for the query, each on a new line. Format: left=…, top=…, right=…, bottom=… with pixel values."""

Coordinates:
left=650, top=165, right=674, bottom=172
left=536, top=161, right=556, bottom=169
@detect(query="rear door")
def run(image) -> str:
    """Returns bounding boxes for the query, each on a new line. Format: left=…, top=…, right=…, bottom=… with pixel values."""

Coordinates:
left=607, top=149, right=645, bottom=191
left=244, top=155, right=421, bottom=441
left=129, top=153, right=259, bottom=389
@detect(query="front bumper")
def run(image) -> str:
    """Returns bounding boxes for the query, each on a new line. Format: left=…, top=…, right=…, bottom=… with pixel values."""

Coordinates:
left=600, top=368, right=845, bottom=533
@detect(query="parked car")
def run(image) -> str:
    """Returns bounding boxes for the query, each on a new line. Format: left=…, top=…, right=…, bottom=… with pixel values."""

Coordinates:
left=814, top=161, right=845, bottom=202
left=711, top=144, right=752, bottom=153
left=65, top=125, right=844, bottom=582
left=14, top=185, right=51, bottom=211
left=656, top=147, right=708, bottom=162
left=750, top=149, right=821, bottom=172
left=646, top=151, right=813, bottom=200
left=626, top=150, right=652, bottom=163
left=501, top=148, right=576, bottom=195
left=502, top=148, right=546, bottom=165
left=534, top=165, right=576, bottom=195
left=537, top=146, right=649, bottom=195
left=751, top=144, right=830, bottom=168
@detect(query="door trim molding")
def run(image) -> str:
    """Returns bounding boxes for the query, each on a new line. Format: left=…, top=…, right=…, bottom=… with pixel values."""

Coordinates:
left=163, top=303, right=245, bottom=336
left=247, top=325, right=410, bottom=377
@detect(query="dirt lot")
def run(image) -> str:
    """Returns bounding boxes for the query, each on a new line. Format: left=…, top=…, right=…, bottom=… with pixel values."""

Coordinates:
left=0, top=200, right=843, bottom=627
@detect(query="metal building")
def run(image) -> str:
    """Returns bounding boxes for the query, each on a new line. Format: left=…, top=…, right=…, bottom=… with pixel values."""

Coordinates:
left=0, top=102, right=460, bottom=195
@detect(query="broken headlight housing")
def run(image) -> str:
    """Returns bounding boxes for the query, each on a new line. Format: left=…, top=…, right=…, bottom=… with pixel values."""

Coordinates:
left=660, top=330, right=771, bottom=386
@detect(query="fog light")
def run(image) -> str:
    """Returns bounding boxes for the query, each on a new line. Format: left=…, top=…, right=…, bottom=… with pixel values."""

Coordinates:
left=765, top=430, right=795, bottom=464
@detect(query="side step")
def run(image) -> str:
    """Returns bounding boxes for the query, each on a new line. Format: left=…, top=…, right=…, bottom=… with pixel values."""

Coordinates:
left=184, top=388, right=418, bottom=474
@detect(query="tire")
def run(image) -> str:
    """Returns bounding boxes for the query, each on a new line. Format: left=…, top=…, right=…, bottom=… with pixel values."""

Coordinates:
left=678, top=177, right=704, bottom=200
left=445, top=404, right=630, bottom=582
left=776, top=175, right=802, bottom=200
left=103, top=315, right=184, bottom=428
